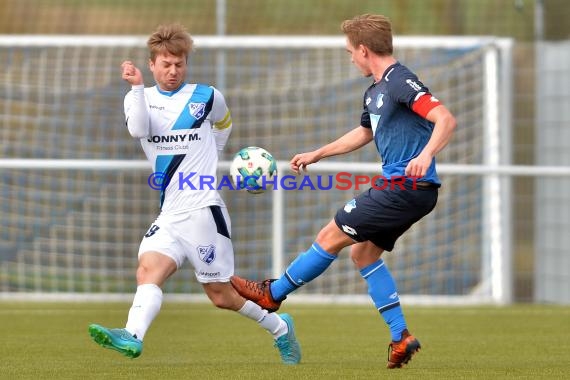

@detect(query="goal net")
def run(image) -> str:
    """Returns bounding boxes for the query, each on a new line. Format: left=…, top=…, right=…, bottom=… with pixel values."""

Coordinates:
left=0, top=35, right=512, bottom=304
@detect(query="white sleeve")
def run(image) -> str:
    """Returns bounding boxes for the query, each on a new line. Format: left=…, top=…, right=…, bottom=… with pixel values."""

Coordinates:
left=210, top=87, right=233, bottom=152
left=124, top=85, right=150, bottom=139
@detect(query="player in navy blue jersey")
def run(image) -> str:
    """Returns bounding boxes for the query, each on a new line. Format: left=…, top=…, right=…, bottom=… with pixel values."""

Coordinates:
left=231, top=14, right=456, bottom=368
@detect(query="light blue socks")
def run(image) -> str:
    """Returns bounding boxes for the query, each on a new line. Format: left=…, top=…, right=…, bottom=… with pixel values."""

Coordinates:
left=360, top=259, right=407, bottom=341
left=270, top=242, right=337, bottom=301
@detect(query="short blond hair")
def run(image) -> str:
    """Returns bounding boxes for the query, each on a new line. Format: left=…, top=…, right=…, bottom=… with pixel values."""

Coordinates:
left=147, top=23, right=193, bottom=61
left=341, top=14, right=393, bottom=56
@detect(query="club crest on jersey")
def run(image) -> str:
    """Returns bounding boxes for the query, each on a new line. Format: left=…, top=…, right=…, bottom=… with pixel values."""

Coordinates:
left=376, top=93, right=384, bottom=109
left=189, top=102, right=206, bottom=119
left=197, top=244, right=216, bottom=265
left=344, top=199, right=356, bottom=213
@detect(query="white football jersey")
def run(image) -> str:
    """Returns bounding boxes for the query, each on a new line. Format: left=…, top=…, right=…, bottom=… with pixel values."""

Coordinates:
left=124, top=83, right=232, bottom=214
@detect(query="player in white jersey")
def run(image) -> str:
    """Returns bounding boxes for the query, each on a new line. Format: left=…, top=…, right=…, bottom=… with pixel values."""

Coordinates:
left=88, top=23, right=300, bottom=365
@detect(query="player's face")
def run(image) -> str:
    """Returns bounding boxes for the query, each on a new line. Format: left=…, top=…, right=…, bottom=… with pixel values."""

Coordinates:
left=149, top=52, right=187, bottom=92
left=345, top=38, right=372, bottom=78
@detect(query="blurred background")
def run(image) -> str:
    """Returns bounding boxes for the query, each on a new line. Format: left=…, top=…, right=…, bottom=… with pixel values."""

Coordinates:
left=0, top=0, right=565, bottom=38
left=0, top=0, right=569, bottom=304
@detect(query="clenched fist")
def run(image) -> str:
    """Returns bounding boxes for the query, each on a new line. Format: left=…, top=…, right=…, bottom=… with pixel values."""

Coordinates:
left=121, top=61, right=143, bottom=86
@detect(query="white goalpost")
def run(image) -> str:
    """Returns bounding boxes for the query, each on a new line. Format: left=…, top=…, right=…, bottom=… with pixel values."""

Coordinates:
left=0, top=35, right=515, bottom=305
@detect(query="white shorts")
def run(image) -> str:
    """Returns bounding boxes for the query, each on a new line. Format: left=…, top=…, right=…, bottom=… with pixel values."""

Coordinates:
left=138, top=205, right=234, bottom=283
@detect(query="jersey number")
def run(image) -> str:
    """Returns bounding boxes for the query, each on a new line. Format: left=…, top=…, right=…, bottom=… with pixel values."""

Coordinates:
left=144, top=224, right=160, bottom=238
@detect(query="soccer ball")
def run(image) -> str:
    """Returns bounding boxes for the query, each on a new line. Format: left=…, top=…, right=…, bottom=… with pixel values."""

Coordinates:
left=230, top=146, right=278, bottom=194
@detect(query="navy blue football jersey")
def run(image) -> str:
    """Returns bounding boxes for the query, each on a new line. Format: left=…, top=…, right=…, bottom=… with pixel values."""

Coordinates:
left=360, top=62, right=441, bottom=184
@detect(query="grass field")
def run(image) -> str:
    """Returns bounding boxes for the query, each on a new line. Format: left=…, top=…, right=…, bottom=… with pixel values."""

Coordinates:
left=0, top=302, right=568, bottom=379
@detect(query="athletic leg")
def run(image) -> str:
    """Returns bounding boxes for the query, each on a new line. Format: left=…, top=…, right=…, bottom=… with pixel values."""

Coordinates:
left=230, top=219, right=354, bottom=310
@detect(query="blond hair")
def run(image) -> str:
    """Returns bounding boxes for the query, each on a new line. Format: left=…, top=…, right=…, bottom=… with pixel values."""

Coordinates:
left=147, top=23, right=193, bottom=61
left=341, top=14, right=393, bottom=56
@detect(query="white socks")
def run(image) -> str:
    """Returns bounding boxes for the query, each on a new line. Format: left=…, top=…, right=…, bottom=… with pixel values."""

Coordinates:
left=124, top=287, right=286, bottom=341
left=237, top=300, right=288, bottom=339
left=125, top=283, right=163, bottom=340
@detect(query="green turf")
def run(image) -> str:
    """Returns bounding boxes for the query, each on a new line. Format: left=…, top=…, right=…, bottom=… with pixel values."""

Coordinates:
left=0, top=302, right=568, bottom=379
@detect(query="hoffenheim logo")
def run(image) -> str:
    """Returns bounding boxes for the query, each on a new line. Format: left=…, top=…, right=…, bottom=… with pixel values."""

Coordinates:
left=344, top=199, right=356, bottom=213
left=189, top=102, right=206, bottom=119
left=197, top=244, right=216, bottom=265
left=376, top=94, right=384, bottom=109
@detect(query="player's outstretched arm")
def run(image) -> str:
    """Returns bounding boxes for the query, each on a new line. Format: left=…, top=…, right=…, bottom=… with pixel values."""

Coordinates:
left=290, top=126, right=372, bottom=174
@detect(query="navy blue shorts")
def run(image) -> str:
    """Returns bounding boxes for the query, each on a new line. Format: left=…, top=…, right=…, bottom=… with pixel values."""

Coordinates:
left=334, top=180, right=438, bottom=251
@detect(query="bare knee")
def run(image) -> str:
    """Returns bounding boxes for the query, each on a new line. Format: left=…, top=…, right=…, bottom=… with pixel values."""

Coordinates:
left=349, top=248, right=373, bottom=267
left=350, top=252, right=375, bottom=268
left=209, top=292, right=233, bottom=310
left=203, top=282, right=242, bottom=311
left=315, top=219, right=355, bottom=254
left=136, top=252, right=177, bottom=287
left=135, top=263, right=151, bottom=284
left=350, top=241, right=384, bottom=269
